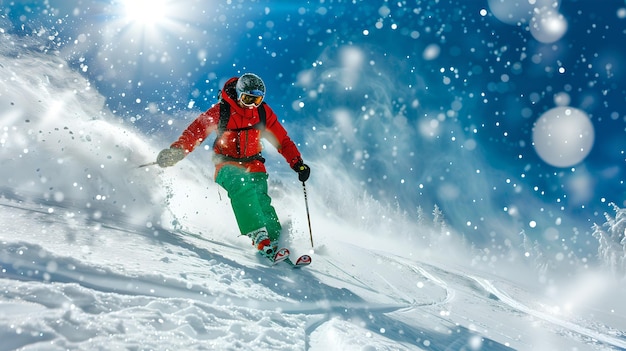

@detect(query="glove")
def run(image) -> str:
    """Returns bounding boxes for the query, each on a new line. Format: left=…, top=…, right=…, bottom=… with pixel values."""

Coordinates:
left=292, top=160, right=310, bottom=182
left=157, top=147, right=186, bottom=168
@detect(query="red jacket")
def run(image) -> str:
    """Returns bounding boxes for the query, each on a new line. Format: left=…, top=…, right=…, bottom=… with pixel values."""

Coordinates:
left=171, top=77, right=302, bottom=175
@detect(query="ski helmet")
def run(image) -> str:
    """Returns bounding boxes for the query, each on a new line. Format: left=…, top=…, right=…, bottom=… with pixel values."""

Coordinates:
left=236, top=73, right=266, bottom=99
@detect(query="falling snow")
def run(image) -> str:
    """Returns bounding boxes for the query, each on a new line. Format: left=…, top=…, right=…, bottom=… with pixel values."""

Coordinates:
left=1, top=0, right=625, bottom=350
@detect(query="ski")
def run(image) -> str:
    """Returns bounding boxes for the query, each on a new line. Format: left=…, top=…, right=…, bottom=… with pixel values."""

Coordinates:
left=265, top=247, right=290, bottom=265
left=260, top=248, right=311, bottom=268
left=284, top=254, right=312, bottom=268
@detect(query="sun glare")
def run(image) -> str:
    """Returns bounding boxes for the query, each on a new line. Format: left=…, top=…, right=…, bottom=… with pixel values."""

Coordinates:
left=122, top=0, right=168, bottom=26
left=91, top=0, right=206, bottom=85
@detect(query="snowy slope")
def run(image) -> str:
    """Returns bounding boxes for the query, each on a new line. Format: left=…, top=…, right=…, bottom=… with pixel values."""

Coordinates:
left=2, top=195, right=626, bottom=351
left=1, top=36, right=626, bottom=351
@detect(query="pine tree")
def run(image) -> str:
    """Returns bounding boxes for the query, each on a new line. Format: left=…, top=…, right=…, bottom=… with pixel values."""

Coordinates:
left=416, top=205, right=425, bottom=226
left=592, top=203, right=626, bottom=277
left=432, top=204, right=444, bottom=231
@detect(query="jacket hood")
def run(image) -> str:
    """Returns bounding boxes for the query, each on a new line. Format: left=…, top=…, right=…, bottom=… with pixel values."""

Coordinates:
left=220, top=77, right=237, bottom=101
left=220, top=76, right=259, bottom=117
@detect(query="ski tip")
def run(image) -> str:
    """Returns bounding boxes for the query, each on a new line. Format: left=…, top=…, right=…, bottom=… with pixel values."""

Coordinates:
left=295, top=255, right=312, bottom=266
left=285, top=254, right=311, bottom=268
left=271, top=247, right=290, bottom=265
left=258, top=247, right=290, bottom=265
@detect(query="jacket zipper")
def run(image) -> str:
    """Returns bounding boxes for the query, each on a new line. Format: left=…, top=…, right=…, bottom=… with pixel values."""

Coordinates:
left=235, top=131, right=241, bottom=156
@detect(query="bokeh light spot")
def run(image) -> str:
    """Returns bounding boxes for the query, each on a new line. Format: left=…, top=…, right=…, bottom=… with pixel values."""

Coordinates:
left=532, top=107, right=595, bottom=168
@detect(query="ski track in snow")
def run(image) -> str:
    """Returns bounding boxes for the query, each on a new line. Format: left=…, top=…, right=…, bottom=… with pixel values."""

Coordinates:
left=470, top=277, right=626, bottom=350
left=1, top=196, right=625, bottom=351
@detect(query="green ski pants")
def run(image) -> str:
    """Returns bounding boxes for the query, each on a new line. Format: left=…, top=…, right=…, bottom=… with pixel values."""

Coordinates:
left=215, top=165, right=282, bottom=241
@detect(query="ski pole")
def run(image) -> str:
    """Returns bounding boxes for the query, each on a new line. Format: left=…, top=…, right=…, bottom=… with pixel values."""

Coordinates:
left=302, top=181, right=314, bottom=248
left=138, top=161, right=158, bottom=168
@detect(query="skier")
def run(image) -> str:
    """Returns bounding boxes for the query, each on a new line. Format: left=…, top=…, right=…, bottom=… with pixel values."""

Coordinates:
left=156, top=73, right=310, bottom=262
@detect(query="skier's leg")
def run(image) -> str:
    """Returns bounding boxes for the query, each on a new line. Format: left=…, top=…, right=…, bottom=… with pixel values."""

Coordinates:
left=215, top=165, right=266, bottom=235
left=251, top=172, right=282, bottom=242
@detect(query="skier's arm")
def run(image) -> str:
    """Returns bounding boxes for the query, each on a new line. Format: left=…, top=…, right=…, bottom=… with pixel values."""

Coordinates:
left=262, top=107, right=302, bottom=167
left=171, top=108, right=219, bottom=153
left=157, top=108, right=218, bottom=168
left=263, top=106, right=310, bottom=182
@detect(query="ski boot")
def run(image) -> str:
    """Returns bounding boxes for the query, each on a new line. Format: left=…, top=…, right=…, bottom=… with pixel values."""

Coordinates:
left=248, top=228, right=289, bottom=264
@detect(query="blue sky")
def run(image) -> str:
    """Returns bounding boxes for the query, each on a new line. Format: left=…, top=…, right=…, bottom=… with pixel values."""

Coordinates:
left=2, top=0, right=625, bottom=250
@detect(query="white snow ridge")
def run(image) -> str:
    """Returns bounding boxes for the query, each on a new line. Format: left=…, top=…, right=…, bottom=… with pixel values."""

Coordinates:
left=1, top=35, right=625, bottom=351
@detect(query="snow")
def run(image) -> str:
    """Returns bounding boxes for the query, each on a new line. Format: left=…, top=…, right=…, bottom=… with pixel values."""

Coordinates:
left=1, top=45, right=626, bottom=351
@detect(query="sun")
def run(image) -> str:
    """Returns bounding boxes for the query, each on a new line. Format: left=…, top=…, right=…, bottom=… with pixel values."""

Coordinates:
left=109, top=0, right=193, bottom=49
left=120, top=0, right=169, bottom=27
left=79, top=0, right=207, bottom=92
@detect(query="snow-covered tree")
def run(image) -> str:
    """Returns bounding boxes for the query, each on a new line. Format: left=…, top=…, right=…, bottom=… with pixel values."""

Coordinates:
left=416, top=205, right=425, bottom=226
left=592, top=203, right=626, bottom=277
left=432, top=204, right=446, bottom=233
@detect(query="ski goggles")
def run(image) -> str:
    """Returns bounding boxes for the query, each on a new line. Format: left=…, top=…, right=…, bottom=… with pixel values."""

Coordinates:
left=238, top=90, right=265, bottom=107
